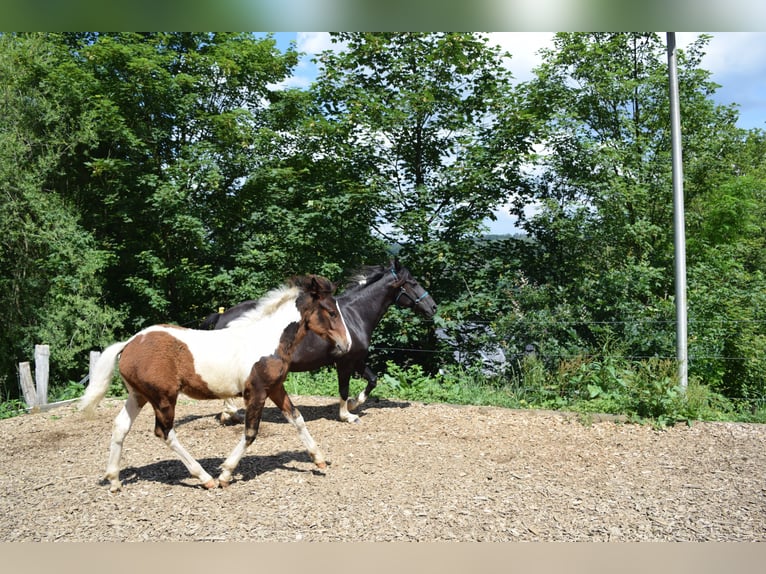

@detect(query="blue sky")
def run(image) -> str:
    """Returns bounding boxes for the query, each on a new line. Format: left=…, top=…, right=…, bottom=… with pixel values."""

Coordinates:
left=269, top=32, right=766, bottom=235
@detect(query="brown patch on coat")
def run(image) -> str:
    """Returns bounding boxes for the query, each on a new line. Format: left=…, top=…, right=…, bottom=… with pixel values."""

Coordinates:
left=118, top=330, right=221, bottom=439
left=119, top=331, right=219, bottom=401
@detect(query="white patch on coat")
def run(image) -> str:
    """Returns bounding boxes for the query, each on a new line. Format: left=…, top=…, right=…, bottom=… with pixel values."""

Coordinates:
left=134, top=285, right=302, bottom=398
left=337, top=301, right=353, bottom=352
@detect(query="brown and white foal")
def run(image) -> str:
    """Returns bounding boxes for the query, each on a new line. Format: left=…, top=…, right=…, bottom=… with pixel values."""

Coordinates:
left=79, top=275, right=351, bottom=492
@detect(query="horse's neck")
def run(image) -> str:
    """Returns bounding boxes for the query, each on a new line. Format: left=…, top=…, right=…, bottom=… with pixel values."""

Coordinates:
left=342, top=275, right=397, bottom=329
left=274, top=308, right=313, bottom=363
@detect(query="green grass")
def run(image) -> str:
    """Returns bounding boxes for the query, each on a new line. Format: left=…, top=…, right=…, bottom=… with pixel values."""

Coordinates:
left=282, top=359, right=752, bottom=427
left=1, top=357, right=758, bottom=426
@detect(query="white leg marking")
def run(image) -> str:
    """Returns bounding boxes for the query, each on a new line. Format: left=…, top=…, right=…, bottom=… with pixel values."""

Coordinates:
left=105, top=393, right=143, bottom=492
left=218, top=433, right=250, bottom=486
left=347, top=389, right=368, bottom=412
left=164, top=429, right=216, bottom=488
left=337, top=302, right=353, bottom=352
left=339, top=398, right=360, bottom=423
left=220, top=397, right=243, bottom=424
left=284, top=409, right=326, bottom=465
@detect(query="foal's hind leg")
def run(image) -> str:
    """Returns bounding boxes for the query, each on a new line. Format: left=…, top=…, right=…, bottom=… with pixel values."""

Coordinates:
left=105, top=392, right=146, bottom=493
left=152, top=400, right=217, bottom=489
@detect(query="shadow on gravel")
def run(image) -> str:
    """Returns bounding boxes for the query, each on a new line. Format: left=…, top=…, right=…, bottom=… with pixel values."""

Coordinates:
left=296, top=397, right=413, bottom=423
left=109, top=449, right=326, bottom=490
left=174, top=396, right=412, bottom=427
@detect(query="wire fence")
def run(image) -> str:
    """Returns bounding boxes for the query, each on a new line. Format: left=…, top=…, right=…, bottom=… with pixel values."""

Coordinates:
left=372, top=316, right=766, bottom=359
left=366, top=315, right=766, bottom=407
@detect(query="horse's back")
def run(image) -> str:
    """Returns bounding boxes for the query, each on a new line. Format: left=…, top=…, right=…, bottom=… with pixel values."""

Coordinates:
left=120, top=325, right=267, bottom=398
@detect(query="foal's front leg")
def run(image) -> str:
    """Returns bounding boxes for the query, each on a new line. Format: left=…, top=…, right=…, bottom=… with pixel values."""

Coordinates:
left=269, top=383, right=326, bottom=468
left=218, top=378, right=267, bottom=487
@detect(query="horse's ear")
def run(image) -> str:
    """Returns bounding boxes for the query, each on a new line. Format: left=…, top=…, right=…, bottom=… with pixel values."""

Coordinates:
left=309, top=275, right=321, bottom=297
left=393, top=256, right=401, bottom=271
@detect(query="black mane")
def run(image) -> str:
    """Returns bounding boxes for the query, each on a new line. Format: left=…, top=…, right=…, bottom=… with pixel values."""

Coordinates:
left=343, top=264, right=391, bottom=292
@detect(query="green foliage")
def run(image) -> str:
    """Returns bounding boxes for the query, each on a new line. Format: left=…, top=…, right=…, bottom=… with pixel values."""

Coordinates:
left=284, top=368, right=340, bottom=398
left=49, top=381, right=86, bottom=402
left=314, top=33, right=529, bottom=316
left=0, top=381, right=26, bottom=420
left=378, top=361, right=519, bottom=408
left=0, top=399, right=25, bottom=420
left=369, top=354, right=741, bottom=427
left=685, top=174, right=766, bottom=402
left=0, top=33, right=125, bottom=398
left=1, top=32, right=764, bottom=425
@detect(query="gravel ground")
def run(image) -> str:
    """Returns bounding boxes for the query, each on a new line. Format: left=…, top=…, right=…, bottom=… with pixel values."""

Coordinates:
left=1, top=394, right=765, bottom=542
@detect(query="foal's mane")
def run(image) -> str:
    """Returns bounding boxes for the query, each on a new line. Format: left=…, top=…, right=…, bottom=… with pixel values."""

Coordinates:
left=224, top=283, right=300, bottom=328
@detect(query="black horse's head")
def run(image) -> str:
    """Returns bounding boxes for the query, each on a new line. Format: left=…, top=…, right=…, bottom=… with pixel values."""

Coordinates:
left=388, top=258, right=437, bottom=317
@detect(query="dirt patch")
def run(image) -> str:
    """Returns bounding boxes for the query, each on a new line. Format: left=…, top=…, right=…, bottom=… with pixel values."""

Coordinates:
left=1, top=395, right=764, bottom=541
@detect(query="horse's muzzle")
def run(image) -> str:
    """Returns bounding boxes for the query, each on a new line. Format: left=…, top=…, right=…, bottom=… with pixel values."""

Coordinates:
left=333, top=339, right=352, bottom=356
left=424, top=302, right=437, bottom=316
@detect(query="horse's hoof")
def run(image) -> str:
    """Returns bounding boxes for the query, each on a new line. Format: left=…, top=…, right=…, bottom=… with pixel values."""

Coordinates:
left=340, top=414, right=361, bottom=424
left=202, top=478, right=218, bottom=489
left=218, top=413, right=243, bottom=426
left=315, top=460, right=327, bottom=470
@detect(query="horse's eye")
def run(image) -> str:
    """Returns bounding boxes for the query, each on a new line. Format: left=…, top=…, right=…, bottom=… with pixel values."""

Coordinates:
left=329, top=311, right=337, bottom=318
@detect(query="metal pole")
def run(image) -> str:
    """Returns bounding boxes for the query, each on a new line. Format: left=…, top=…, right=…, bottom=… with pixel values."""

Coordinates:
left=667, top=32, right=688, bottom=391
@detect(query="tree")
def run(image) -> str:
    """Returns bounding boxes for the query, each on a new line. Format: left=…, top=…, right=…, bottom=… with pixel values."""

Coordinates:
left=498, top=32, right=766, bottom=404
left=210, top=86, right=390, bottom=306
left=314, top=33, right=528, bottom=274
left=312, top=33, right=530, bottom=370
left=54, top=33, right=302, bottom=326
left=0, top=33, right=124, bottom=397
left=502, top=34, right=736, bottom=353
left=686, top=171, right=766, bottom=403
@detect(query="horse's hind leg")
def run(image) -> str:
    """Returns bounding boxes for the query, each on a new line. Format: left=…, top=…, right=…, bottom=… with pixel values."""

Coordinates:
left=219, top=397, right=243, bottom=425
left=270, top=384, right=326, bottom=468
left=163, top=429, right=217, bottom=489
left=337, top=364, right=360, bottom=423
left=344, top=365, right=377, bottom=421
left=153, top=401, right=217, bottom=489
left=105, top=391, right=146, bottom=493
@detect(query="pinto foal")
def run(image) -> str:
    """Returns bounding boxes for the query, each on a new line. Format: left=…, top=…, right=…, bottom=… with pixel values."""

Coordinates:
left=79, top=275, right=351, bottom=491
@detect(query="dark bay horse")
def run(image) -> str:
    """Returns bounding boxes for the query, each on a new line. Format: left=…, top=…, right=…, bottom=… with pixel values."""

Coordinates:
left=79, top=275, right=351, bottom=491
left=205, top=260, right=437, bottom=424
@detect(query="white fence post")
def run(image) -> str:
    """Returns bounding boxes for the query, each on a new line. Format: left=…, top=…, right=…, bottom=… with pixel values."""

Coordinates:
left=18, top=362, right=37, bottom=409
left=34, top=344, right=50, bottom=407
left=16, top=345, right=96, bottom=414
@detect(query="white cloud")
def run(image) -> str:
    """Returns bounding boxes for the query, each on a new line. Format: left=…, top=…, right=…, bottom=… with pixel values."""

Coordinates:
left=490, top=32, right=766, bottom=88
left=274, top=33, right=333, bottom=89
left=486, top=32, right=555, bottom=83
left=296, top=32, right=333, bottom=54
left=677, top=32, right=766, bottom=76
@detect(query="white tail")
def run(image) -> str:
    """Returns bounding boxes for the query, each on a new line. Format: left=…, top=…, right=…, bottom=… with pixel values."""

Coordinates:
left=79, top=340, right=129, bottom=416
